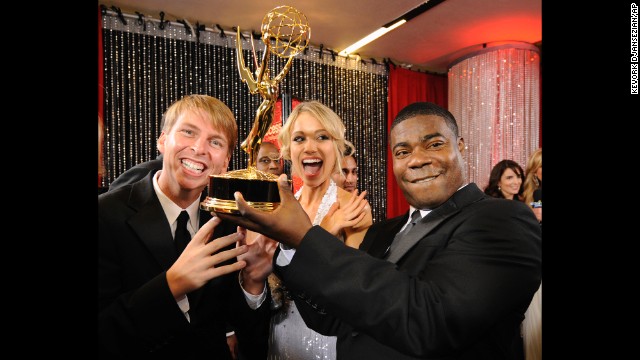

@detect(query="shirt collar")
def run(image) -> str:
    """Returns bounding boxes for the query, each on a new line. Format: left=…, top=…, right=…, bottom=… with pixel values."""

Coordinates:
left=408, top=206, right=431, bottom=220
left=152, top=170, right=201, bottom=229
left=409, top=183, right=469, bottom=219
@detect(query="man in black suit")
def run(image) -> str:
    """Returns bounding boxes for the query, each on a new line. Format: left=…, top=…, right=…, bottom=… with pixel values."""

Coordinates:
left=99, top=95, right=271, bottom=358
left=107, top=148, right=247, bottom=360
left=218, top=102, right=542, bottom=359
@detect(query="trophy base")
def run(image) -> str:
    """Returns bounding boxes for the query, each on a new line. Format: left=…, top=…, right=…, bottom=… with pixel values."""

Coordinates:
left=200, top=197, right=280, bottom=214
left=200, top=167, right=282, bottom=215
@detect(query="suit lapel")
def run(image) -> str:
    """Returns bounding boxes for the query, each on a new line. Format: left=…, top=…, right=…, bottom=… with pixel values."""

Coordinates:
left=365, top=215, right=408, bottom=259
left=126, top=175, right=215, bottom=270
left=386, top=183, right=486, bottom=264
left=198, top=191, right=214, bottom=228
left=386, top=202, right=459, bottom=263
left=127, top=174, right=178, bottom=270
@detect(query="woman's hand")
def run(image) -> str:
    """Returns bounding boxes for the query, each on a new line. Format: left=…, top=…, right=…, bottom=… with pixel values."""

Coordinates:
left=320, top=190, right=369, bottom=236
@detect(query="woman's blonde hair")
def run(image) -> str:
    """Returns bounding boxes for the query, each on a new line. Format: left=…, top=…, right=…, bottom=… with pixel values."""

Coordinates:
left=523, top=148, right=542, bottom=205
left=278, top=100, right=352, bottom=177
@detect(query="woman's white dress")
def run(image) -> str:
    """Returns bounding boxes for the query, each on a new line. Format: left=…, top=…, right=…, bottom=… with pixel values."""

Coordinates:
left=267, top=180, right=339, bottom=360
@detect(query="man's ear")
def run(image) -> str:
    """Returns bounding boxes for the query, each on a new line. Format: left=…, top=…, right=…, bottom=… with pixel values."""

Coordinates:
left=157, top=132, right=166, bottom=154
left=457, top=137, right=465, bottom=155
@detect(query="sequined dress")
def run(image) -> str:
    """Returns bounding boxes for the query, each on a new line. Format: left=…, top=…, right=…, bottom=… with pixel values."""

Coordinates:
left=267, top=179, right=339, bottom=360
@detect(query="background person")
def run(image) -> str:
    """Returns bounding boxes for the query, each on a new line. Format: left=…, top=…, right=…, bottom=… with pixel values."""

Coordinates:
left=332, top=143, right=359, bottom=193
left=108, top=155, right=163, bottom=191
left=522, top=148, right=542, bottom=223
left=484, top=159, right=525, bottom=200
left=255, top=141, right=284, bottom=176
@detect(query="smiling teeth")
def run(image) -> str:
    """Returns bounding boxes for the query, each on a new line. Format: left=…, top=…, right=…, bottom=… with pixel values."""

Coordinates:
left=302, top=159, right=321, bottom=164
left=182, top=159, right=204, bottom=172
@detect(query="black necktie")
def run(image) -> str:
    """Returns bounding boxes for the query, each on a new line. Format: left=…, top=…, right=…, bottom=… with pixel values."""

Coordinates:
left=385, top=210, right=421, bottom=259
left=175, top=211, right=191, bottom=255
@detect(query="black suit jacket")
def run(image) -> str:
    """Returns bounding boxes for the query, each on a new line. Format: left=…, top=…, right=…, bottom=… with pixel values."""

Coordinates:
left=99, top=172, right=270, bottom=358
left=275, top=183, right=541, bottom=359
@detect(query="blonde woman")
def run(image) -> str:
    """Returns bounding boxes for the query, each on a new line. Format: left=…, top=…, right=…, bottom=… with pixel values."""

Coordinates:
left=266, top=100, right=372, bottom=359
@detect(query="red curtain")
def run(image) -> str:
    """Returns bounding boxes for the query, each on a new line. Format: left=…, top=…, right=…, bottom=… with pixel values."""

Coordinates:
left=98, top=6, right=104, bottom=186
left=386, top=64, right=447, bottom=218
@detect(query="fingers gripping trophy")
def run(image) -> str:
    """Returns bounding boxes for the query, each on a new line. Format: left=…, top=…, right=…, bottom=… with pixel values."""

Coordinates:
left=201, top=6, right=310, bottom=214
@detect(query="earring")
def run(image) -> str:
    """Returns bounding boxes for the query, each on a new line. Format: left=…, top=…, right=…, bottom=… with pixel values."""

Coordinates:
left=498, top=186, right=501, bottom=191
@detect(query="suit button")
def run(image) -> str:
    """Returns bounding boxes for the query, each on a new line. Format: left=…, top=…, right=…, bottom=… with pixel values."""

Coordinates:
left=351, top=331, right=359, bottom=337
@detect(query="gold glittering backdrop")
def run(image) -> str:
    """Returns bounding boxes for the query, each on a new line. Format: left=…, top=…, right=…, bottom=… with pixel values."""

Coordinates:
left=100, top=12, right=389, bottom=222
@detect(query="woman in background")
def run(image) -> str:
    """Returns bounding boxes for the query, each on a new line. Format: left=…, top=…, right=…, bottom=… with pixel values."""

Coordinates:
left=484, top=159, right=525, bottom=201
left=483, top=158, right=533, bottom=359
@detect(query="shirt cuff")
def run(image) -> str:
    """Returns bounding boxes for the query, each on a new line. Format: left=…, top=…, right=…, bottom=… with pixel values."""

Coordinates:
left=240, top=274, right=268, bottom=309
left=176, top=295, right=191, bottom=322
left=276, top=243, right=297, bottom=266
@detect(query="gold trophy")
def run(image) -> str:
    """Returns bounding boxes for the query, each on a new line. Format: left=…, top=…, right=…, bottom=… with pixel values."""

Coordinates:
left=201, top=5, right=310, bottom=214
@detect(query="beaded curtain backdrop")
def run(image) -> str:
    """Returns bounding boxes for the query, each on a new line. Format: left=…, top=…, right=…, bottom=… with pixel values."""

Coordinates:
left=448, top=43, right=540, bottom=188
left=101, top=11, right=388, bottom=222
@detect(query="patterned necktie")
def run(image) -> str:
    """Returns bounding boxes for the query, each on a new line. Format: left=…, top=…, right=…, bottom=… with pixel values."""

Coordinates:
left=385, top=210, right=421, bottom=259
left=175, top=211, right=191, bottom=255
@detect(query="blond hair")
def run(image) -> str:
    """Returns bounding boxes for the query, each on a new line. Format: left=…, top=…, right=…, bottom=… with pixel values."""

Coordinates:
left=523, top=148, right=542, bottom=205
left=161, top=94, right=238, bottom=154
left=278, top=101, right=351, bottom=177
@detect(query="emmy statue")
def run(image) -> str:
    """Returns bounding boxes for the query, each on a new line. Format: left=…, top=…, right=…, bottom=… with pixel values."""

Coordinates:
left=201, top=6, right=310, bottom=214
